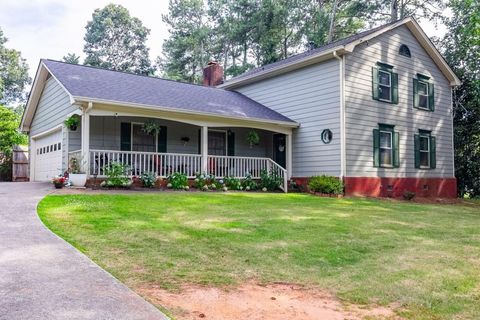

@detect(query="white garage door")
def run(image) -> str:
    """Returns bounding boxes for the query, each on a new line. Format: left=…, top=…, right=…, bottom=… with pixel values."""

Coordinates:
left=33, top=130, right=63, bottom=181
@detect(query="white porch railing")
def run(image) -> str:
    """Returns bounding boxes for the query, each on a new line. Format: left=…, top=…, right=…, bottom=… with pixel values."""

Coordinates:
left=207, top=155, right=287, bottom=192
left=86, top=150, right=288, bottom=192
left=90, top=149, right=202, bottom=178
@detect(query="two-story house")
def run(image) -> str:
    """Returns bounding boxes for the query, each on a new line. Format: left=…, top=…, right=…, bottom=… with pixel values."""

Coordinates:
left=21, top=17, right=460, bottom=197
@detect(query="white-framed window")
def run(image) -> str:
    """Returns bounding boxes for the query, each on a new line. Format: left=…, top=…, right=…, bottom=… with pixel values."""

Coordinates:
left=419, top=133, right=430, bottom=168
left=378, top=70, right=392, bottom=102
left=379, top=130, right=393, bottom=166
left=417, top=80, right=429, bottom=110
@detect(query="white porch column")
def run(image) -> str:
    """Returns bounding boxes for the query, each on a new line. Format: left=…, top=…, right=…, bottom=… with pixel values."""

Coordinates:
left=201, top=126, right=208, bottom=173
left=80, top=103, right=92, bottom=176
left=286, top=132, right=293, bottom=179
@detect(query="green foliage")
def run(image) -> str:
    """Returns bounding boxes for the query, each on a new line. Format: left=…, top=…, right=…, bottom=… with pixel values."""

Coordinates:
left=167, top=172, right=188, bottom=190
left=62, top=53, right=81, bottom=64
left=194, top=172, right=221, bottom=190
left=242, top=174, right=257, bottom=191
left=141, top=120, right=162, bottom=136
left=84, top=4, right=154, bottom=75
left=224, top=176, right=242, bottom=190
left=308, top=175, right=343, bottom=195
left=246, top=130, right=260, bottom=146
left=64, top=115, right=80, bottom=129
left=0, top=28, right=31, bottom=105
left=159, top=0, right=211, bottom=83
left=0, top=105, right=27, bottom=155
left=140, top=172, right=157, bottom=188
left=441, top=0, right=480, bottom=197
left=259, top=169, right=282, bottom=191
left=103, top=162, right=130, bottom=187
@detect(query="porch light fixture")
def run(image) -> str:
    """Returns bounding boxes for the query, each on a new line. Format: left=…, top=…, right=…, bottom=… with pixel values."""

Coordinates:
left=321, top=129, right=333, bottom=144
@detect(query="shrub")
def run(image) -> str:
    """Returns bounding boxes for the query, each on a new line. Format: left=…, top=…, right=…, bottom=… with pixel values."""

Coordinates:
left=242, top=174, right=257, bottom=191
left=140, top=172, right=156, bottom=188
left=102, top=162, right=131, bottom=188
left=167, top=172, right=188, bottom=190
left=259, top=169, right=282, bottom=191
left=308, top=175, right=343, bottom=195
left=403, top=190, right=416, bottom=201
left=224, top=176, right=242, bottom=190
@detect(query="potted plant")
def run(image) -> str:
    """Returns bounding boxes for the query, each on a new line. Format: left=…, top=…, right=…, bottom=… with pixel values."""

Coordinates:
left=69, top=156, right=87, bottom=187
left=64, top=115, right=80, bottom=131
left=142, top=120, right=162, bottom=136
left=246, top=130, right=260, bottom=148
left=52, top=176, right=66, bottom=189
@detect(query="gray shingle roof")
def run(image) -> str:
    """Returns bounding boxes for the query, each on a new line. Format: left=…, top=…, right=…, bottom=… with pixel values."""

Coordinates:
left=226, top=20, right=399, bottom=82
left=42, top=59, right=296, bottom=124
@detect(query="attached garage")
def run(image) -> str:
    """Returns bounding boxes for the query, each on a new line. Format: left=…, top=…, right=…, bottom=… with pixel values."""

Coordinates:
left=32, top=129, right=63, bottom=181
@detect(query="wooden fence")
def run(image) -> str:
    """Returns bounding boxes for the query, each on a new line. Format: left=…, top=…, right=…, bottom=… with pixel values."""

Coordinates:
left=12, top=146, right=29, bottom=182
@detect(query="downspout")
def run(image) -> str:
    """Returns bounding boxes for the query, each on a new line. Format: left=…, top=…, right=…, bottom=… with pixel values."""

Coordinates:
left=333, top=51, right=346, bottom=180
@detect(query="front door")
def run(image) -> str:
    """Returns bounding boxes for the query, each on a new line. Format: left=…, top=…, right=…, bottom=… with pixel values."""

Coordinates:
left=273, top=134, right=286, bottom=169
left=208, top=131, right=226, bottom=155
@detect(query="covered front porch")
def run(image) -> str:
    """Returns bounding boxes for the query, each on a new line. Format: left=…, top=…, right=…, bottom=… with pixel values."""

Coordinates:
left=67, top=103, right=294, bottom=191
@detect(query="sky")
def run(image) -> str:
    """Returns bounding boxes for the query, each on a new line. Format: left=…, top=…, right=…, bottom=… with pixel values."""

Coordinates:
left=0, top=0, right=448, bottom=80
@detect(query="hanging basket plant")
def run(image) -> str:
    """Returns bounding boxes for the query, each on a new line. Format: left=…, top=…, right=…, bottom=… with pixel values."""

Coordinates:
left=64, top=115, right=80, bottom=131
left=142, top=120, right=162, bottom=136
left=246, top=130, right=260, bottom=148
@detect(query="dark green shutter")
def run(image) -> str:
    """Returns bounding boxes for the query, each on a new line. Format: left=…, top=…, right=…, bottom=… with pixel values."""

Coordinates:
left=373, top=129, right=380, bottom=167
left=227, top=131, right=235, bottom=156
left=120, top=123, right=131, bottom=151
left=393, top=131, right=400, bottom=167
left=430, top=136, right=436, bottom=169
left=392, top=72, right=399, bottom=104
left=428, top=82, right=435, bottom=111
left=157, top=126, right=167, bottom=152
left=372, top=67, right=379, bottom=100
left=413, top=78, right=419, bottom=108
left=414, top=134, right=420, bottom=168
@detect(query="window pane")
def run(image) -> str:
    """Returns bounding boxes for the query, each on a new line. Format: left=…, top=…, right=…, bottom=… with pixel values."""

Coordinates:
left=132, top=124, right=156, bottom=152
left=420, top=151, right=429, bottom=167
left=379, top=71, right=391, bottom=85
left=380, top=149, right=392, bottom=165
left=380, top=131, right=392, bottom=148
left=418, top=94, right=428, bottom=108
left=419, top=136, right=429, bottom=151
left=418, top=82, right=428, bottom=95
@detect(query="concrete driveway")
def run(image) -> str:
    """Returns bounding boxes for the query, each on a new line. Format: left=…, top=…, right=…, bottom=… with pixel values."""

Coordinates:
left=0, top=182, right=168, bottom=320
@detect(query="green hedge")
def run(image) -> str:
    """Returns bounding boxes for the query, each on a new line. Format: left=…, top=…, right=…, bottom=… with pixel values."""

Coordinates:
left=308, top=175, right=343, bottom=195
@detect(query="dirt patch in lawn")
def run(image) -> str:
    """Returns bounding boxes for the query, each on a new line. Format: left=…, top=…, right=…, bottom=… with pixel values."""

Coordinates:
left=138, top=282, right=402, bottom=320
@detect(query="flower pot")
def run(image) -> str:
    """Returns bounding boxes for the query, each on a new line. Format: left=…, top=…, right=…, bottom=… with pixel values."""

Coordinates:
left=54, top=183, right=63, bottom=189
left=69, top=124, right=77, bottom=131
left=69, top=173, right=87, bottom=187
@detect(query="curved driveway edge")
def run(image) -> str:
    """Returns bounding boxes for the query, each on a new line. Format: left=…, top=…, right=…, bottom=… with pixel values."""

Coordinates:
left=0, top=182, right=168, bottom=320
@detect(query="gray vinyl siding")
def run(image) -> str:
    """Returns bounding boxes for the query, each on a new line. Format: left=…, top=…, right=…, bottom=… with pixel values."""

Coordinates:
left=344, top=25, right=454, bottom=178
left=30, top=77, right=74, bottom=136
left=83, top=117, right=272, bottom=157
left=235, top=59, right=341, bottom=177
left=30, top=76, right=74, bottom=172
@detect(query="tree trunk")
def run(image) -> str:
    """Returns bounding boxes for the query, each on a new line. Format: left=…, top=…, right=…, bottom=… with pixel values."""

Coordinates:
left=327, top=0, right=338, bottom=43
left=390, top=0, right=398, bottom=22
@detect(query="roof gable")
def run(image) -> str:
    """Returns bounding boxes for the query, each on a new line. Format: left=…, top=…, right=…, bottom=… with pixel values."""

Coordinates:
left=220, top=17, right=460, bottom=89
left=21, top=60, right=297, bottom=131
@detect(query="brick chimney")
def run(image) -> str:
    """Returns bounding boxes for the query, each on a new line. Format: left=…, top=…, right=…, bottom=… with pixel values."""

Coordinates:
left=202, top=61, right=224, bottom=87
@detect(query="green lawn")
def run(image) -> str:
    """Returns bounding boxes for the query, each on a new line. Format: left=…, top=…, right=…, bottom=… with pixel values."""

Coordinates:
left=38, top=193, right=480, bottom=319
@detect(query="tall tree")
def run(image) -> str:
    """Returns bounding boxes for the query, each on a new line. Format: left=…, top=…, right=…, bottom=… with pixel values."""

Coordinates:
left=159, top=0, right=212, bottom=83
left=371, top=0, right=446, bottom=23
left=0, top=105, right=28, bottom=180
left=0, top=28, right=30, bottom=106
left=83, top=4, right=154, bottom=75
left=441, top=0, right=480, bottom=196
left=62, top=53, right=81, bottom=64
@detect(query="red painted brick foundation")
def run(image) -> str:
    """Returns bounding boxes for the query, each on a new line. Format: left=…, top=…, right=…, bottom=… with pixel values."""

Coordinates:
left=291, top=176, right=457, bottom=198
